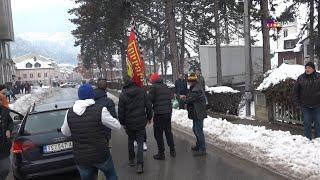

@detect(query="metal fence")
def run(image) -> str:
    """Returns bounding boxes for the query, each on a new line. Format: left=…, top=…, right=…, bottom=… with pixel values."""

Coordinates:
left=273, top=102, right=303, bottom=125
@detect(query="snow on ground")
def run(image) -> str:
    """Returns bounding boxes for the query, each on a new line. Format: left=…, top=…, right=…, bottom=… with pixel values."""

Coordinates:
left=238, top=101, right=255, bottom=120
left=206, top=86, right=240, bottom=94
left=172, top=109, right=320, bottom=179
left=9, top=86, right=51, bottom=115
left=257, top=63, right=304, bottom=91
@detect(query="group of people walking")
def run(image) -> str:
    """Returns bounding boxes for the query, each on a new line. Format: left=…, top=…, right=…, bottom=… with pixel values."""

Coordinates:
left=59, top=71, right=207, bottom=179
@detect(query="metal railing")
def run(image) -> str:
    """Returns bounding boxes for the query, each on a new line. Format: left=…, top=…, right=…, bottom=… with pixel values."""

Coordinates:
left=273, top=102, right=303, bottom=125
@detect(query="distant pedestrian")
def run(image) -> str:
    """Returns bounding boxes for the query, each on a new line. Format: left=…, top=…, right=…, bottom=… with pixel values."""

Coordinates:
left=61, top=84, right=121, bottom=180
left=94, top=79, right=118, bottom=147
left=24, top=82, right=30, bottom=94
left=185, top=73, right=207, bottom=156
left=148, top=73, right=176, bottom=160
left=175, top=74, right=188, bottom=109
left=293, top=62, right=320, bottom=140
left=0, top=85, right=13, bottom=180
left=118, top=77, right=153, bottom=174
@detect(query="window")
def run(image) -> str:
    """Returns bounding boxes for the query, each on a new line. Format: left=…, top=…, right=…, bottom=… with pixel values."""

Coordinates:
left=30, top=74, right=34, bottom=78
left=23, top=74, right=27, bottom=78
left=284, top=40, right=295, bottom=49
left=283, top=29, right=288, bottom=38
left=34, top=62, right=41, bottom=68
left=38, top=73, right=41, bottom=78
left=26, top=63, right=33, bottom=68
left=44, top=73, right=48, bottom=77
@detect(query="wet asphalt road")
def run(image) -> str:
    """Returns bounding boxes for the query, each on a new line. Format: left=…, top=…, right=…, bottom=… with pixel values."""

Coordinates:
left=8, top=88, right=287, bottom=180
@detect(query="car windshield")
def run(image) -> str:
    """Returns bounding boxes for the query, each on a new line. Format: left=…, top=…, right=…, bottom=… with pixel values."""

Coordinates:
left=24, top=110, right=67, bottom=135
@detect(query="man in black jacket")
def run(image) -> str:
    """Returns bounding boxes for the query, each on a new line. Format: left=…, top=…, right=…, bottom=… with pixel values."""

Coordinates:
left=0, top=85, right=13, bottom=180
left=149, top=73, right=176, bottom=160
left=175, top=74, right=188, bottom=109
left=118, top=78, right=153, bottom=174
left=293, top=62, right=320, bottom=140
left=94, top=79, right=118, bottom=145
left=185, top=73, right=207, bottom=156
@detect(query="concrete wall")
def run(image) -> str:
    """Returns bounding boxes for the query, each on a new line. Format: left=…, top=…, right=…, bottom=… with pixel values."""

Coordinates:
left=199, top=45, right=263, bottom=86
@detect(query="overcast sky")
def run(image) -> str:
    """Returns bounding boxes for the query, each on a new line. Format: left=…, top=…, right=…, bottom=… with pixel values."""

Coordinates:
left=11, top=0, right=76, bottom=41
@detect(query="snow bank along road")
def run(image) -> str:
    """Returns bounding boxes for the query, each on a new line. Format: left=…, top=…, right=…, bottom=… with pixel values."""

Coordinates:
left=172, top=109, right=320, bottom=180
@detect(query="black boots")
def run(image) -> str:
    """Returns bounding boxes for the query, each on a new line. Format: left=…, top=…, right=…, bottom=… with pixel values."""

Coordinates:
left=153, top=153, right=165, bottom=160
left=136, top=164, right=144, bottom=174
left=170, top=149, right=176, bottom=157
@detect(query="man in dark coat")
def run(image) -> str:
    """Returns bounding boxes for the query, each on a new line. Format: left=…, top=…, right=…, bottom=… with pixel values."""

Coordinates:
left=0, top=84, right=13, bottom=180
left=148, top=73, right=176, bottom=160
left=94, top=79, right=118, bottom=146
left=293, top=62, right=320, bottom=140
left=118, top=78, right=153, bottom=174
left=185, top=73, right=207, bottom=156
left=175, top=74, right=188, bottom=109
left=62, top=84, right=121, bottom=180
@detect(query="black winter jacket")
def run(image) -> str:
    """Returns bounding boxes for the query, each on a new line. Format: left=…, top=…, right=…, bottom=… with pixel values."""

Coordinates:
left=67, top=104, right=109, bottom=166
left=186, top=82, right=207, bottom=120
left=0, top=106, right=13, bottom=160
left=149, top=79, right=173, bottom=115
left=118, top=82, right=153, bottom=130
left=293, top=72, right=320, bottom=108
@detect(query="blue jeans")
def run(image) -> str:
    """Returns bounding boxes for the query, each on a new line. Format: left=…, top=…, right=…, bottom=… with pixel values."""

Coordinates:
left=192, top=119, right=206, bottom=151
left=0, top=157, right=10, bottom=180
left=77, top=155, right=117, bottom=180
left=302, top=107, right=320, bottom=140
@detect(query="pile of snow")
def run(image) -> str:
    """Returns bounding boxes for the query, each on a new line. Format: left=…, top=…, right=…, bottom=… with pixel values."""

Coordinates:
left=9, top=87, right=50, bottom=115
left=257, top=63, right=304, bottom=91
left=172, top=109, right=320, bottom=179
left=206, top=86, right=240, bottom=94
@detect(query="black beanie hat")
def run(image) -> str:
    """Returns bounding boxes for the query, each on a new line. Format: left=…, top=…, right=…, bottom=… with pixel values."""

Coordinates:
left=305, top=62, right=316, bottom=70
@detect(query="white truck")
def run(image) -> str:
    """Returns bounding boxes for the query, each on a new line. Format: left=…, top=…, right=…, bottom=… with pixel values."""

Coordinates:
left=199, top=45, right=264, bottom=87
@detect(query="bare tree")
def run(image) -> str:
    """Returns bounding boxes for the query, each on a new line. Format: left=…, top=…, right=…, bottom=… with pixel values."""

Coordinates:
left=260, top=0, right=271, bottom=72
left=165, top=0, right=179, bottom=81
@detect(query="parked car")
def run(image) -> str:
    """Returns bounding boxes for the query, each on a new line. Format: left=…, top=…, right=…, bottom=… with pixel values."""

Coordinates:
left=11, top=103, right=75, bottom=180
left=60, top=82, right=77, bottom=88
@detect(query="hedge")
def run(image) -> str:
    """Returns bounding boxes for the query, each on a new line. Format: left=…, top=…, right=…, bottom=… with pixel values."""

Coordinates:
left=206, top=91, right=242, bottom=115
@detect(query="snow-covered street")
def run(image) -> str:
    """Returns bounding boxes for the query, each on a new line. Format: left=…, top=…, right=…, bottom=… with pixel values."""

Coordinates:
left=172, top=109, right=320, bottom=179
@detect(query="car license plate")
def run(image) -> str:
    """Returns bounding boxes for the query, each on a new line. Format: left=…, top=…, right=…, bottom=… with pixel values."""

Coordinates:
left=43, top=141, right=73, bottom=153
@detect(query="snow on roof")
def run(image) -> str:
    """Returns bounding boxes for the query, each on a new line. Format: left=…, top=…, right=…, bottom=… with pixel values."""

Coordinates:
left=293, top=43, right=303, bottom=52
left=206, top=86, right=240, bottom=94
left=172, top=109, right=320, bottom=179
left=15, top=57, right=55, bottom=70
left=257, top=63, right=304, bottom=91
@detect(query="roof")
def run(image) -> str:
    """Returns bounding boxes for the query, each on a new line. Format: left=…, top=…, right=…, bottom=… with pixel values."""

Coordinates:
left=15, top=56, right=55, bottom=70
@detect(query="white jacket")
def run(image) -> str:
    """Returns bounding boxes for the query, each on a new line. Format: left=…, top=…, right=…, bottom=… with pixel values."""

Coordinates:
left=61, top=99, right=121, bottom=137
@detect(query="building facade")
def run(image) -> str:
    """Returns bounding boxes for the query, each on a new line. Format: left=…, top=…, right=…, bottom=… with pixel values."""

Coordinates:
left=0, top=0, right=15, bottom=84
left=14, top=54, right=59, bottom=85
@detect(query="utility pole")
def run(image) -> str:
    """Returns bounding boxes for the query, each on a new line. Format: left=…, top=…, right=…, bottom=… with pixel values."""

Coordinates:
left=214, top=0, right=222, bottom=86
left=244, top=0, right=253, bottom=116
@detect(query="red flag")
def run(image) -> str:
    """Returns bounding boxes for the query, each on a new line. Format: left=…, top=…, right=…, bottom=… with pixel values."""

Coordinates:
left=126, top=28, right=145, bottom=87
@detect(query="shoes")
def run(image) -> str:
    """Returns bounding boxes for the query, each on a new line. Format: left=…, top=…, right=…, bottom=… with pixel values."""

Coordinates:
left=193, top=150, right=207, bottom=157
left=153, top=153, right=165, bottom=160
left=136, top=164, right=144, bottom=174
left=170, top=149, right=176, bottom=157
left=129, top=159, right=135, bottom=167
left=143, top=142, right=147, bottom=151
left=191, top=145, right=198, bottom=151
